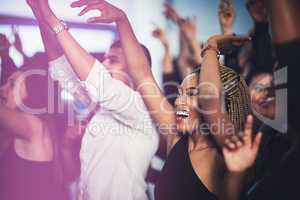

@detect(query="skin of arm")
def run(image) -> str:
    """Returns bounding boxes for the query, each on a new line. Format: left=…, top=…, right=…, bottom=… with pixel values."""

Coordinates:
left=164, top=3, right=194, bottom=78
left=0, top=104, right=43, bottom=141
left=27, top=0, right=64, bottom=61
left=152, top=27, right=174, bottom=74
left=116, top=16, right=179, bottom=152
left=269, top=0, right=300, bottom=44
left=36, top=1, right=95, bottom=81
left=218, top=0, right=235, bottom=35
left=180, top=18, right=202, bottom=66
left=177, top=30, right=194, bottom=78
left=221, top=115, right=262, bottom=200
left=176, top=20, right=201, bottom=78
left=198, top=34, right=251, bottom=147
left=198, top=38, right=233, bottom=147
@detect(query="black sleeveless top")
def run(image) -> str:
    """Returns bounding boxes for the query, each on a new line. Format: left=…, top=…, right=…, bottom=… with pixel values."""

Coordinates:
left=155, top=135, right=218, bottom=200
left=0, top=144, right=65, bottom=200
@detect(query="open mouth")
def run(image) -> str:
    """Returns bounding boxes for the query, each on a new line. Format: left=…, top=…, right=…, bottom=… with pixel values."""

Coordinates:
left=260, top=97, right=275, bottom=107
left=176, top=110, right=190, bottom=118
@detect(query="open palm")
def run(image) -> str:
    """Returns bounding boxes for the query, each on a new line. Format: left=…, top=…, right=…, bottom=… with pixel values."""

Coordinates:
left=223, top=115, right=262, bottom=173
left=71, top=0, right=126, bottom=23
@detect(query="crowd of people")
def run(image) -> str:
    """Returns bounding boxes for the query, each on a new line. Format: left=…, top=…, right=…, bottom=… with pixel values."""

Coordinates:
left=0, top=0, right=299, bottom=200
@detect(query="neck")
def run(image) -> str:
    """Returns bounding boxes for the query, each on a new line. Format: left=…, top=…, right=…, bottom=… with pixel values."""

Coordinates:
left=189, top=130, right=214, bottom=151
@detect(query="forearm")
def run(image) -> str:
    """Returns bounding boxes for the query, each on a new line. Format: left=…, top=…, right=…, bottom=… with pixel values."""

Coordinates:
left=177, top=32, right=193, bottom=78
left=162, top=46, right=174, bottom=74
left=270, top=0, right=300, bottom=44
left=221, top=26, right=233, bottom=35
left=221, top=172, right=246, bottom=200
left=117, top=15, right=152, bottom=83
left=187, top=36, right=202, bottom=66
left=30, top=6, right=63, bottom=61
left=41, top=6, right=94, bottom=80
left=199, top=46, right=233, bottom=145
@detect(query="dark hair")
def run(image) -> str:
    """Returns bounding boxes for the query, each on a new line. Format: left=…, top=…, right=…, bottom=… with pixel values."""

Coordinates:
left=110, top=40, right=152, bottom=67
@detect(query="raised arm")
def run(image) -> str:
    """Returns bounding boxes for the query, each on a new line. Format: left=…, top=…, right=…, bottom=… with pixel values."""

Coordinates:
left=218, top=0, right=235, bottom=35
left=27, top=0, right=63, bottom=61
left=152, top=27, right=174, bottom=75
left=33, top=0, right=95, bottom=81
left=152, top=27, right=180, bottom=105
left=115, top=4, right=177, bottom=145
left=71, top=0, right=178, bottom=149
left=179, top=17, right=202, bottom=67
left=199, top=35, right=250, bottom=147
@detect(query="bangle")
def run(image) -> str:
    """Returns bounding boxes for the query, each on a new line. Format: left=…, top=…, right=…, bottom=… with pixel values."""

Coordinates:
left=52, top=20, right=68, bottom=34
left=201, top=43, right=220, bottom=58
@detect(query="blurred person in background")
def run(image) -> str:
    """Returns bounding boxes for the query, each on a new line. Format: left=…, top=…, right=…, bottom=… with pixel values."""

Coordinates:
left=0, top=33, right=17, bottom=85
left=219, top=0, right=300, bottom=199
left=0, top=64, right=68, bottom=200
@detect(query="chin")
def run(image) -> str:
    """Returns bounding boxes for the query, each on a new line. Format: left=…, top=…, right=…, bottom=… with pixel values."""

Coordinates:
left=176, top=125, right=192, bottom=134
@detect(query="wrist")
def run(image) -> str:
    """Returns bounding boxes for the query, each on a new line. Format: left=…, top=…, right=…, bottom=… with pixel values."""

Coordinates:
left=201, top=41, right=220, bottom=58
left=222, top=26, right=233, bottom=35
left=116, top=10, right=127, bottom=23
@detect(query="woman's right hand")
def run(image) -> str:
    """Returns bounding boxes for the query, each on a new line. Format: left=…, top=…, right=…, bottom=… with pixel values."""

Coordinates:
left=222, top=115, right=262, bottom=174
left=71, top=0, right=126, bottom=23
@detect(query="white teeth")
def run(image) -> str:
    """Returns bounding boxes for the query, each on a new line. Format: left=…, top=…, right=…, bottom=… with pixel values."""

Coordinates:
left=265, top=97, right=275, bottom=102
left=176, top=110, right=189, bottom=118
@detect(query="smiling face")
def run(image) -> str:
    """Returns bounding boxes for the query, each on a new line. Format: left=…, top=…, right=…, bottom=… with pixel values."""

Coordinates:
left=174, top=73, right=201, bottom=133
left=250, top=73, right=275, bottom=119
left=0, top=71, right=27, bottom=110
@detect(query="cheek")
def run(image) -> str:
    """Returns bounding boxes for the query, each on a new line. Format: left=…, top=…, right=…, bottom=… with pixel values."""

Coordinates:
left=12, top=83, right=27, bottom=103
left=250, top=91, right=259, bottom=102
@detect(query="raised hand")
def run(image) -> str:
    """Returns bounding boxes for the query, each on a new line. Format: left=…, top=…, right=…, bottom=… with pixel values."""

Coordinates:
left=11, top=26, right=25, bottom=56
left=152, top=27, right=169, bottom=47
left=223, top=115, right=262, bottom=173
left=246, top=0, right=268, bottom=23
left=163, top=3, right=183, bottom=24
left=218, top=0, right=235, bottom=35
left=207, top=34, right=251, bottom=55
left=179, top=17, right=197, bottom=42
left=71, top=0, right=126, bottom=23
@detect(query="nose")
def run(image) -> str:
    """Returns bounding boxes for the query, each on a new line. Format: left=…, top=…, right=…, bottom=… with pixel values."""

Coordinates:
left=175, top=94, right=187, bottom=107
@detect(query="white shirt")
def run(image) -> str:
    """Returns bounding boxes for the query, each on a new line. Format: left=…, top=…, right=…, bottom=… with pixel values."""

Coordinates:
left=49, top=56, right=159, bottom=200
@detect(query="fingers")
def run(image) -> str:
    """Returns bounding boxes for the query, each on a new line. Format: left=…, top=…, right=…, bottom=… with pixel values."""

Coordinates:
left=252, top=131, right=263, bottom=150
left=242, top=115, right=254, bottom=144
left=87, top=16, right=109, bottom=23
left=225, top=138, right=237, bottom=150
left=224, top=135, right=243, bottom=150
left=78, top=3, right=105, bottom=16
left=71, top=0, right=102, bottom=8
left=71, top=0, right=88, bottom=8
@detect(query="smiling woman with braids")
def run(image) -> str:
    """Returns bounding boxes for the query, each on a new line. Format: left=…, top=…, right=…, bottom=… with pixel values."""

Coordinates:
left=102, top=2, right=252, bottom=198
left=62, top=1, right=252, bottom=199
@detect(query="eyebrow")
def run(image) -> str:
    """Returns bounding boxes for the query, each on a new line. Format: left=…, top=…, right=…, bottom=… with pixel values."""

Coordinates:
left=107, top=55, right=119, bottom=60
